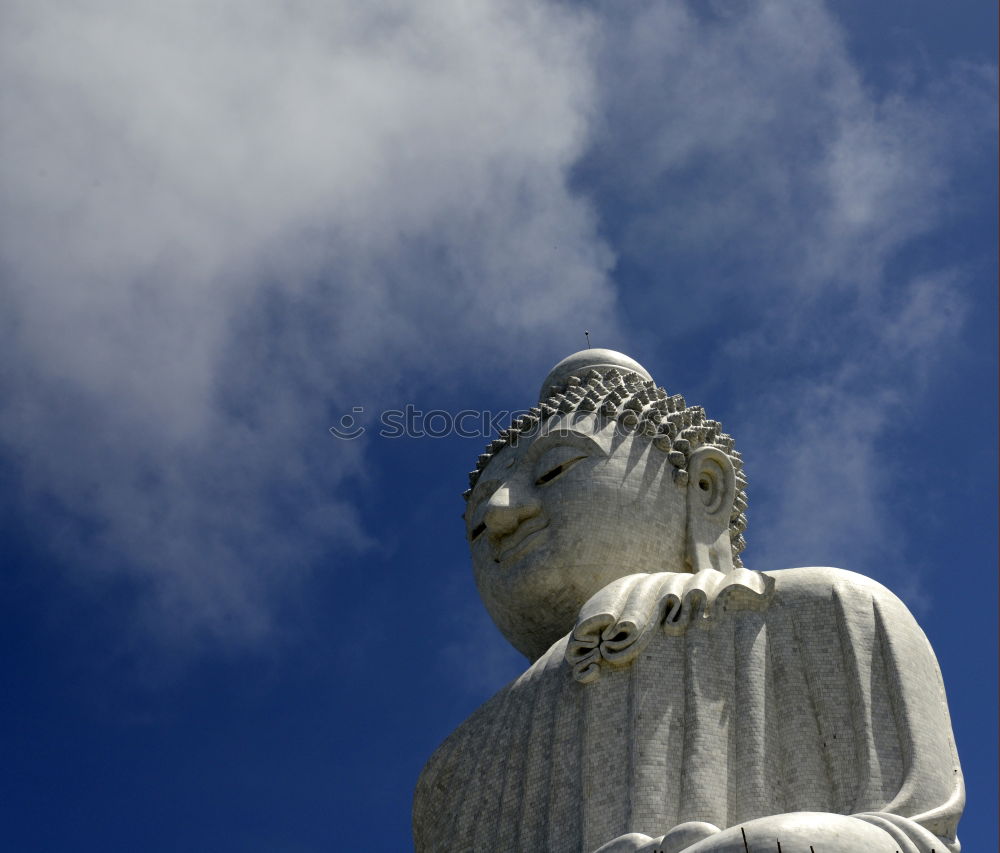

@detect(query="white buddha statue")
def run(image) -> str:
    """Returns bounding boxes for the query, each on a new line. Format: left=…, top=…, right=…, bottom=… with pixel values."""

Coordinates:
left=414, top=350, right=964, bottom=853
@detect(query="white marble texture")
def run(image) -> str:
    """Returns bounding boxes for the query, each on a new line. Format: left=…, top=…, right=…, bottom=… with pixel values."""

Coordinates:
left=415, top=350, right=964, bottom=852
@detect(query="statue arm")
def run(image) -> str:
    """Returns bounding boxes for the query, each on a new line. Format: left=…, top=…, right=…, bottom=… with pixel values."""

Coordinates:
left=571, top=568, right=964, bottom=853
left=805, top=567, right=964, bottom=850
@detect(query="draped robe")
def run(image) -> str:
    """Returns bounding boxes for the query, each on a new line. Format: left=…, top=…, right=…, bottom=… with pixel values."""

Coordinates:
left=413, top=567, right=964, bottom=852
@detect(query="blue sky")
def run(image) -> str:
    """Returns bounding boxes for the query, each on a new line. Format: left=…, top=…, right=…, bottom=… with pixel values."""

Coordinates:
left=1, top=1, right=995, bottom=850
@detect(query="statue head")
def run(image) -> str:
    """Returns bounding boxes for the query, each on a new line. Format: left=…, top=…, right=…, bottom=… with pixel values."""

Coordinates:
left=463, top=349, right=748, bottom=660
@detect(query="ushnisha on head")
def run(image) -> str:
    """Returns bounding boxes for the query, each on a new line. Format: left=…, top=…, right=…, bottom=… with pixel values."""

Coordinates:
left=463, top=349, right=749, bottom=661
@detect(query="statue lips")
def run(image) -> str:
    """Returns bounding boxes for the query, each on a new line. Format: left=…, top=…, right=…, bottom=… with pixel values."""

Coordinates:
left=495, top=517, right=550, bottom=564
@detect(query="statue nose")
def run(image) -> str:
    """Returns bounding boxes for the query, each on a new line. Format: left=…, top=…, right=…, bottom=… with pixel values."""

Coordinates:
left=483, top=486, right=541, bottom=541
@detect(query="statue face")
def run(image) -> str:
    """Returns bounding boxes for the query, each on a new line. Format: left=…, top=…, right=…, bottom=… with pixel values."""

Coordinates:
left=465, top=413, right=688, bottom=660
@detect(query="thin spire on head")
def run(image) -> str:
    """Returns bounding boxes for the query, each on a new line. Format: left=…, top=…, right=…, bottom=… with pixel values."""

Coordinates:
left=584, top=330, right=591, bottom=348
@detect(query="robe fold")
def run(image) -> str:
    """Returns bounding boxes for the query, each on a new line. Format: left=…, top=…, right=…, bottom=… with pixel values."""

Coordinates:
left=414, top=567, right=964, bottom=853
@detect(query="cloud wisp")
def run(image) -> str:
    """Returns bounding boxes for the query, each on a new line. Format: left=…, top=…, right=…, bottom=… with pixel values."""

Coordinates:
left=1, top=0, right=993, bottom=658
left=573, top=0, right=994, bottom=595
left=0, top=0, right=617, bottom=651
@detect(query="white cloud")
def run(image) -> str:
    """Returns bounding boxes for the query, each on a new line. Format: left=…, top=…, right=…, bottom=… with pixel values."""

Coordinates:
left=735, top=274, right=968, bottom=601
left=573, top=0, right=993, bottom=600
left=582, top=0, right=993, bottom=299
left=1, top=0, right=992, bottom=655
left=0, top=0, right=618, bottom=650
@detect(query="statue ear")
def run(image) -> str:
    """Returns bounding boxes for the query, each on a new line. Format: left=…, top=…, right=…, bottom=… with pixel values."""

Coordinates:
left=687, top=446, right=736, bottom=518
left=685, top=446, right=736, bottom=574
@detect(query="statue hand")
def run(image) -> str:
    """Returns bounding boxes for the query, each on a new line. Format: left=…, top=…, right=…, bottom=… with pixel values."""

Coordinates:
left=656, top=822, right=722, bottom=852
left=591, top=832, right=656, bottom=853
left=591, top=822, right=720, bottom=853
left=674, top=812, right=901, bottom=853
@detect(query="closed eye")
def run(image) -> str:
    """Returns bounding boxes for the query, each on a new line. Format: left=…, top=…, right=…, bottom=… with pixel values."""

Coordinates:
left=469, top=520, right=487, bottom=541
left=535, top=455, right=585, bottom=486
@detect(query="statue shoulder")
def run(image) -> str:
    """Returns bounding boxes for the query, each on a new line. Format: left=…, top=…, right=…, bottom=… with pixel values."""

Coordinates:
left=762, top=566, right=938, bottom=657
left=764, top=565, right=910, bottom=609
